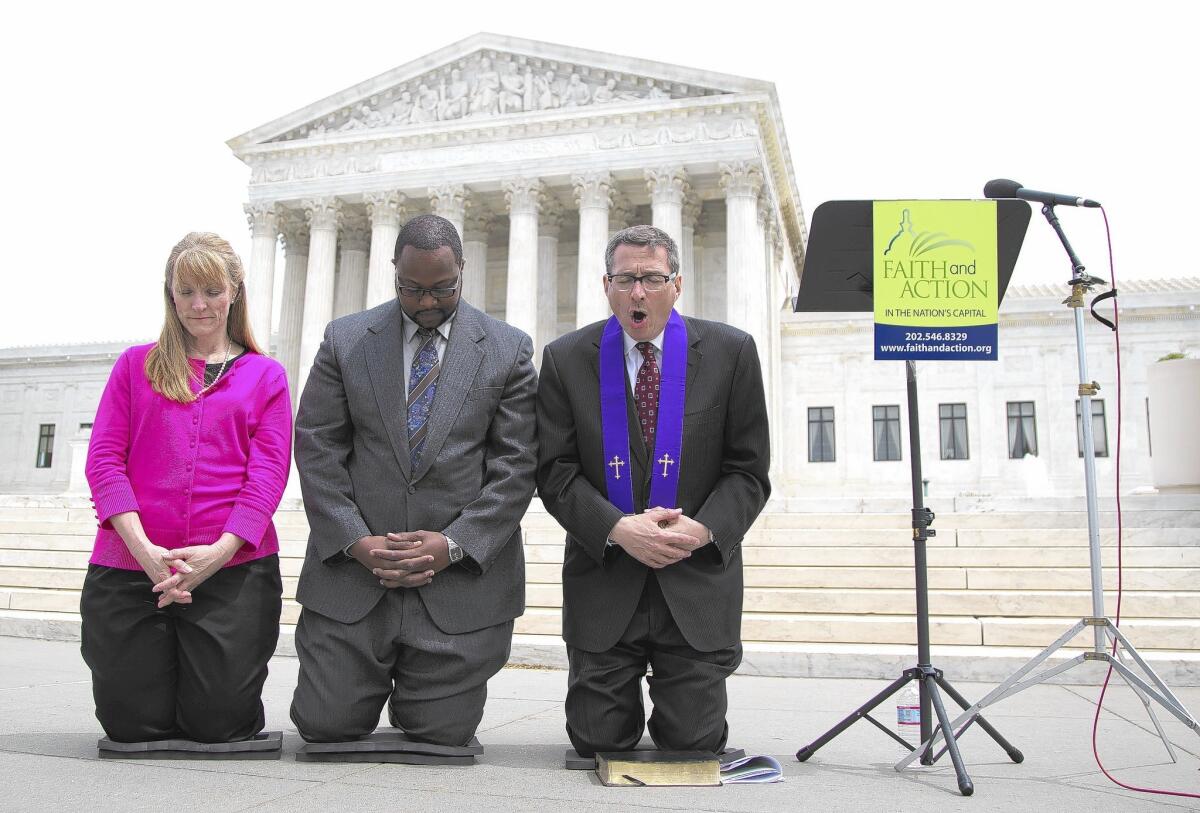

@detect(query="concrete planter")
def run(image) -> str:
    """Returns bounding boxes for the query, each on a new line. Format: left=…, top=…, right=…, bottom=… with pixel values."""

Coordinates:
left=1148, top=357, right=1200, bottom=492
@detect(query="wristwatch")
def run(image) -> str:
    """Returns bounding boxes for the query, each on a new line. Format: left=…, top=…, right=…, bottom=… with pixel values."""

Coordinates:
left=445, top=535, right=464, bottom=563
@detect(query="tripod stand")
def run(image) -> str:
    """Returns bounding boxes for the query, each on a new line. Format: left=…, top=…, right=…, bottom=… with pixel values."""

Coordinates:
left=795, top=360, right=1023, bottom=796
left=791, top=199, right=1034, bottom=795
left=895, top=204, right=1200, bottom=772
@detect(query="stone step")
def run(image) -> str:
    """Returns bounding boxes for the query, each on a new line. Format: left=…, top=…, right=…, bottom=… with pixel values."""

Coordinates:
left=519, top=544, right=1200, bottom=568
left=967, top=568, right=1200, bottom=591
left=245, top=509, right=1200, bottom=535
left=1, top=602, right=1193, bottom=650
left=6, top=582, right=1192, bottom=625
left=510, top=607, right=1198, bottom=649
left=8, top=517, right=1196, bottom=551
left=4, top=561, right=1195, bottom=604
left=524, top=584, right=1200, bottom=619
left=5, top=533, right=1195, bottom=571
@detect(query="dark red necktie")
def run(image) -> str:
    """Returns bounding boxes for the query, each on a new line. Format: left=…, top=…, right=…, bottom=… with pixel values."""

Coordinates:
left=635, top=341, right=661, bottom=451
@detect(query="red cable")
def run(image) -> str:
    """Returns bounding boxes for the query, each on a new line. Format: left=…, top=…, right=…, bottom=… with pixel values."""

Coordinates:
left=1088, top=206, right=1199, bottom=800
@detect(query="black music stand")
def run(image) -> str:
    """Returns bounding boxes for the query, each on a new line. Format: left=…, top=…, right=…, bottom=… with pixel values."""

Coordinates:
left=792, top=199, right=1031, bottom=796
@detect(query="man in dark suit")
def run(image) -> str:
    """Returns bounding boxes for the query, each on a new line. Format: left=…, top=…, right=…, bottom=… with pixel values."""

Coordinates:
left=291, top=214, right=537, bottom=746
left=536, top=224, right=770, bottom=757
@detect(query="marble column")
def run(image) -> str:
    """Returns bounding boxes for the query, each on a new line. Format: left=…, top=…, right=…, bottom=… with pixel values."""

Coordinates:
left=646, top=166, right=687, bottom=249
left=572, top=172, right=613, bottom=328
left=608, top=189, right=633, bottom=238
left=720, top=161, right=765, bottom=337
left=243, top=202, right=280, bottom=352
left=298, top=197, right=342, bottom=401
left=277, top=210, right=309, bottom=405
left=679, top=193, right=702, bottom=316
left=333, top=210, right=370, bottom=318
left=537, top=198, right=563, bottom=362
left=763, top=204, right=785, bottom=483
left=462, top=209, right=493, bottom=311
left=503, top=178, right=543, bottom=340
left=364, top=191, right=405, bottom=308
left=429, top=183, right=468, bottom=241
left=66, top=426, right=92, bottom=494
left=55, top=383, right=78, bottom=488
left=720, top=161, right=771, bottom=417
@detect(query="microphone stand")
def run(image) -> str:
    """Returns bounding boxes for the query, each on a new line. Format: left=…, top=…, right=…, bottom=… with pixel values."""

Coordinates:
left=895, top=204, right=1200, bottom=771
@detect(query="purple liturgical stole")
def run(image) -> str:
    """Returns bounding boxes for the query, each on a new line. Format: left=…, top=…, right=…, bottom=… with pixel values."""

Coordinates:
left=600, top=310, right=687, bottom=514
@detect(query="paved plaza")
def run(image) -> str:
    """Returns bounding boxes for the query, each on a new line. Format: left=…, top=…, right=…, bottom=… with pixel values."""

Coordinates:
left=1, top=636, right=1198, bottom=811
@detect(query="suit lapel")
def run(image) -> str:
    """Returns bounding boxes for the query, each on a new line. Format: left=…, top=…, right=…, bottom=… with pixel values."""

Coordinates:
left=411, top=302, right=485, bottom=482
left=365, top=301, right=412, bottom=482
left=684, top=317, right=703, bottom=409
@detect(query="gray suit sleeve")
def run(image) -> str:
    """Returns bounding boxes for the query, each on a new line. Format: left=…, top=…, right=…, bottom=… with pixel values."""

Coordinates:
left=694, top=333, right=771, bottom=566
left=294, top=322, right=372, bottom=562
left=441, top=332, right=538, bottom=572
left=535, top=342, right=624, bottom=564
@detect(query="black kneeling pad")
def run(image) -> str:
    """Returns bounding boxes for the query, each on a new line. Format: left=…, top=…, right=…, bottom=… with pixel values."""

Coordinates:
left=98, top=731, right=282, bottom=760
left=295, top=728, right=482, bottom=764
left=564, top=746, right=746, bottom=770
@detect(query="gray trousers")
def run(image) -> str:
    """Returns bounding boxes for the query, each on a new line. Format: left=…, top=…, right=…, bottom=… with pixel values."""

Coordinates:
left=290, top=586, right=513, bottom=746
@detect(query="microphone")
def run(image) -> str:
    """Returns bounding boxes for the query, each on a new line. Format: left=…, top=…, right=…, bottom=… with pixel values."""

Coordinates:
left=983, top=178, right=1101, bottom=208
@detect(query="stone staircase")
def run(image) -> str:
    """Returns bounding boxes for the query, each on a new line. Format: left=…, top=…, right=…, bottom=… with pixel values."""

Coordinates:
left=1, top=494, right=1197, bottom=683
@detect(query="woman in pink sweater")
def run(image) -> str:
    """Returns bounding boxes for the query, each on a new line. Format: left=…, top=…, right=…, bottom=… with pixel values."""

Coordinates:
left=81, top=232, right=291, bottom=744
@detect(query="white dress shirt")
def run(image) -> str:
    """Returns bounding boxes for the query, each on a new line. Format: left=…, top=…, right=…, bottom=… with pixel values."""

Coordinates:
left=622, top=329, right=664, bottom=391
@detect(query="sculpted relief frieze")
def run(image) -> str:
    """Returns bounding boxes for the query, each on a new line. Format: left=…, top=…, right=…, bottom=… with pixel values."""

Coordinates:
left=269, top=51, right=725, bottom=143
left=246, top=114, right=758, bottom=185
left=596, top=118, right=758, bottom=150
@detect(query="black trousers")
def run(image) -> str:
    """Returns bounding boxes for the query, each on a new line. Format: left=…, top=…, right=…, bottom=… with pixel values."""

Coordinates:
left=565, top=573, right=742, bottom=757
left=79, top=555, right=282, bottom=743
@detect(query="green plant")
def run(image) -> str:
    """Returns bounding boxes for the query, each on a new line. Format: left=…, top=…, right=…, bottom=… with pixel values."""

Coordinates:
left=1157, top=352, right=1189, bottom=362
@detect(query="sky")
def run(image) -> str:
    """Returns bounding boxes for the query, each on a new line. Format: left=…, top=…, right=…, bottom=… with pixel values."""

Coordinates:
left=4, top=0, right=1194, bottom=348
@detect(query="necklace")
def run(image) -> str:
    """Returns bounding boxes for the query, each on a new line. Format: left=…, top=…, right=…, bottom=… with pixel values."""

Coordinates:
left=198, top=338, right=233, bottom=395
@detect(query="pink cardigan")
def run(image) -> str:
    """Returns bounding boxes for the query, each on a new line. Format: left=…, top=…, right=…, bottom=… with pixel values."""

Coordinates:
left=86, top=343, right=292, bottom=570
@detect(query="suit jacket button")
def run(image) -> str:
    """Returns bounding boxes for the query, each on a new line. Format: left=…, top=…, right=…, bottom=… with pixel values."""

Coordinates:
left=407, top=485, right=416, bottom=494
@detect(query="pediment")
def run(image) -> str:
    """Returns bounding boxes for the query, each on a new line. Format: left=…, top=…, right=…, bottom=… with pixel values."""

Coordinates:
left=228, top=33, right=769, bottom=150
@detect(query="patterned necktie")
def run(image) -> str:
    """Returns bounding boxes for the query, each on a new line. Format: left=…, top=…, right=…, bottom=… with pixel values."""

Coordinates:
left=634, top=341, right=661, bottom=452
left=407, top=328, right=440, bottom=469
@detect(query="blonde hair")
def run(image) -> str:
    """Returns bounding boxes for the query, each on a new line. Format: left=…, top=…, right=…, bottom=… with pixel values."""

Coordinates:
left=145, top=232, right=262, bottom=403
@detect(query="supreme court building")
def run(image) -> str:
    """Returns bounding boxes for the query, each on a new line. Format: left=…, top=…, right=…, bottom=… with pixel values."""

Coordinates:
left=229, top=33, right=802, bottom=473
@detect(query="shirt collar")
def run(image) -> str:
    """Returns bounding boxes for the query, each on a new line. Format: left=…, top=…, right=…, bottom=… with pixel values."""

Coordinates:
left=623, top=328, right=664, bottom=358
left=401, top=308, right=455, bottom=345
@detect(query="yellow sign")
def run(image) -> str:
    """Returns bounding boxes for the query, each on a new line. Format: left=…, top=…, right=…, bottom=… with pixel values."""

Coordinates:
left=873, top=200, right=998, bottom=360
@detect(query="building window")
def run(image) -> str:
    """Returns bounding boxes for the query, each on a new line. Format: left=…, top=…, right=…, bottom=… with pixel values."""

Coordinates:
left=873, top=405, right=902, bottom=461
left=1006, top=401, right=1038, bottom=458
left=808, top=407, right=835, bottom=462
left=36, top=424, right=55, bottom=468
left=939, top=403, right=969, bottom=460
left=79, top=422, right=93, bottom=431
left=1076, top=399, right=1109, bottom=457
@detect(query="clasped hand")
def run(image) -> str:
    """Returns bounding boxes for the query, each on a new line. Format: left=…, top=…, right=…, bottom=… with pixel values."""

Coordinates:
left=148, top=535, right=242, bottom=608
left=610, top=507, right=710, bottom=569
left=352, top=530, right=450, bottom=588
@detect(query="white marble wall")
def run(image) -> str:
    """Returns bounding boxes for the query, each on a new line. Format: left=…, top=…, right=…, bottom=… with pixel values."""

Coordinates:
left=0, top=349, right=118, bottom=493
left=778, top=286, right=1200, bottom=500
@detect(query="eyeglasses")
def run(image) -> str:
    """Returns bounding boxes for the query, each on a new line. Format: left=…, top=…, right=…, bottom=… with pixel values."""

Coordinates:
left=397, top=277, right=461, bottom=300
left=606, top=272, right=677, bottom=293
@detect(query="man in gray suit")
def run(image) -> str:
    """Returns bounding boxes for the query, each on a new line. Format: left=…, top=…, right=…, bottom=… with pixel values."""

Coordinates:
left=536, top=225, right=770, bottom=757
left=291, top=214, right=537, bottom=746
